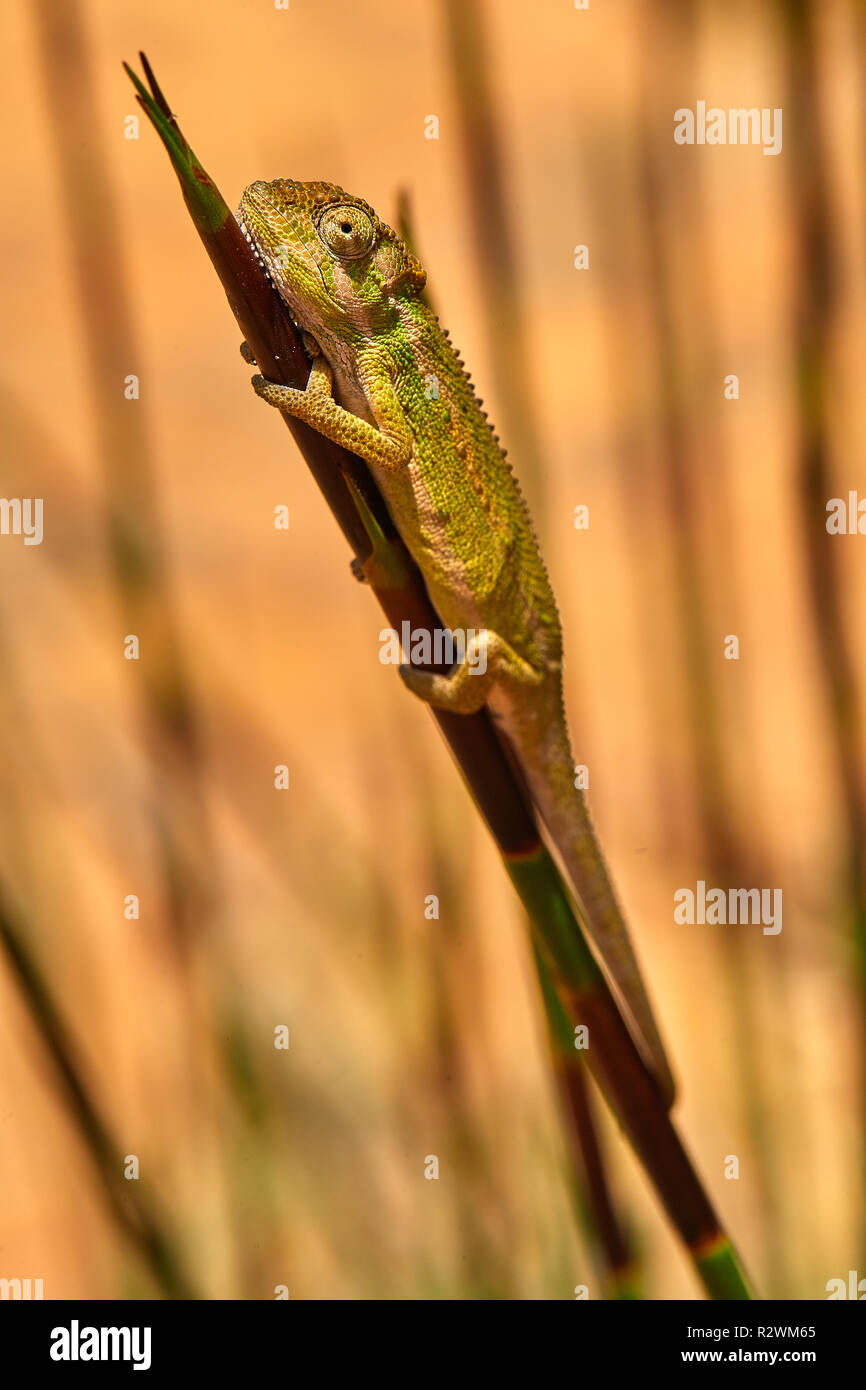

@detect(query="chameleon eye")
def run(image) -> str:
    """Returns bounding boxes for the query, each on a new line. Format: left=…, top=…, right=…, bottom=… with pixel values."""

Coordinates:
left=317, top=205, right=375, bottom=260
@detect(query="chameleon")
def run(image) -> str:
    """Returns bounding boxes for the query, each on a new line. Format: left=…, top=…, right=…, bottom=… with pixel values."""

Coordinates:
left=237, top=177, right=675, bottom=1106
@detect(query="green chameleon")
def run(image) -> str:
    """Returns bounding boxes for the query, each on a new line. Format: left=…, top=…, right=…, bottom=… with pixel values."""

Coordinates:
left=238, top=177, right=675, bottom=1105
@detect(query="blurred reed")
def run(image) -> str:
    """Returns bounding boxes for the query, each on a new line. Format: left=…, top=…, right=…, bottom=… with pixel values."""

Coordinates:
left=783, top=0, right=866, bottom=1266
left=440, top=0, right=550, bottom=519
left=631, top=0, right=788, bottom=1295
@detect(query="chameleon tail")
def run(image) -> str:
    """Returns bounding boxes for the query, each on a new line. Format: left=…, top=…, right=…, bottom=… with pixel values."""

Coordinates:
left=507, top=690, right=677, bottom=1108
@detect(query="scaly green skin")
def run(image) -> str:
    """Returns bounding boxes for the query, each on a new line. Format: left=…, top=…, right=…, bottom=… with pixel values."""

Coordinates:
left=238, top=178, right=675, bottom=1105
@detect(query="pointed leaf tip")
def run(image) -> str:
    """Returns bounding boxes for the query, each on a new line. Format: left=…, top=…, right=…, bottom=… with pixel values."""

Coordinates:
left=139, top=51, right=172, bottom=120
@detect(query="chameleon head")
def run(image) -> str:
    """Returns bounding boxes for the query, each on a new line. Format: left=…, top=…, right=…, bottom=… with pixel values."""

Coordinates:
left=237, top=179, right=427, bottom=339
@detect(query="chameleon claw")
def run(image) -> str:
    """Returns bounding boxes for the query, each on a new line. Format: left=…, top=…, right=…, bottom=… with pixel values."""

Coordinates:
left=251, top=373, right=283, bottom=406
left=301, top=330, right=322, bottom=359
left=397, top=662, right=427, bottom=695
left=240, top=341, right=257, bottom=365
left=350, top=557, right=368, bottom=584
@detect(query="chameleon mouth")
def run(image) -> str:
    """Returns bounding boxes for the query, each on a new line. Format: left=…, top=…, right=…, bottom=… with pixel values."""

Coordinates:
left=236, top=212, right=302, bottom=332
left=236, top=214, right=273, bottom=280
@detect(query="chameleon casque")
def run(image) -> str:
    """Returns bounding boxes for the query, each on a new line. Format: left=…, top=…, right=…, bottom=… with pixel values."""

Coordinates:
left=238, top=177, right=675, bottom=1105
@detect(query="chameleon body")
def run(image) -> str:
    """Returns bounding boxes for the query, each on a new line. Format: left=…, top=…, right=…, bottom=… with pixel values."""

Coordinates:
left=238, top=178, right=674, bottom=1104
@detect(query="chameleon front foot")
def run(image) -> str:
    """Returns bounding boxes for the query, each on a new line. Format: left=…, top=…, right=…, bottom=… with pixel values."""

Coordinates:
left=251, top=373, right=293, bottom=408
left=249, top=363, right=413, bottom=472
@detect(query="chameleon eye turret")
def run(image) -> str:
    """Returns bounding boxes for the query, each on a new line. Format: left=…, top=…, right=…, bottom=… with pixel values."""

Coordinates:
left=317, top=205, right=376, bottom=260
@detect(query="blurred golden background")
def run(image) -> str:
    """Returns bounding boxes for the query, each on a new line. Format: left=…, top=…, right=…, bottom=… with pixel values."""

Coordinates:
left=0, top=0, right=864, bottom=1299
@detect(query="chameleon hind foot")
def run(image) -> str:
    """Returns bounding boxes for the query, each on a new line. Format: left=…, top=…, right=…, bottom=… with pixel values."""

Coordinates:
left=399, top=629, right=542, bottom=715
